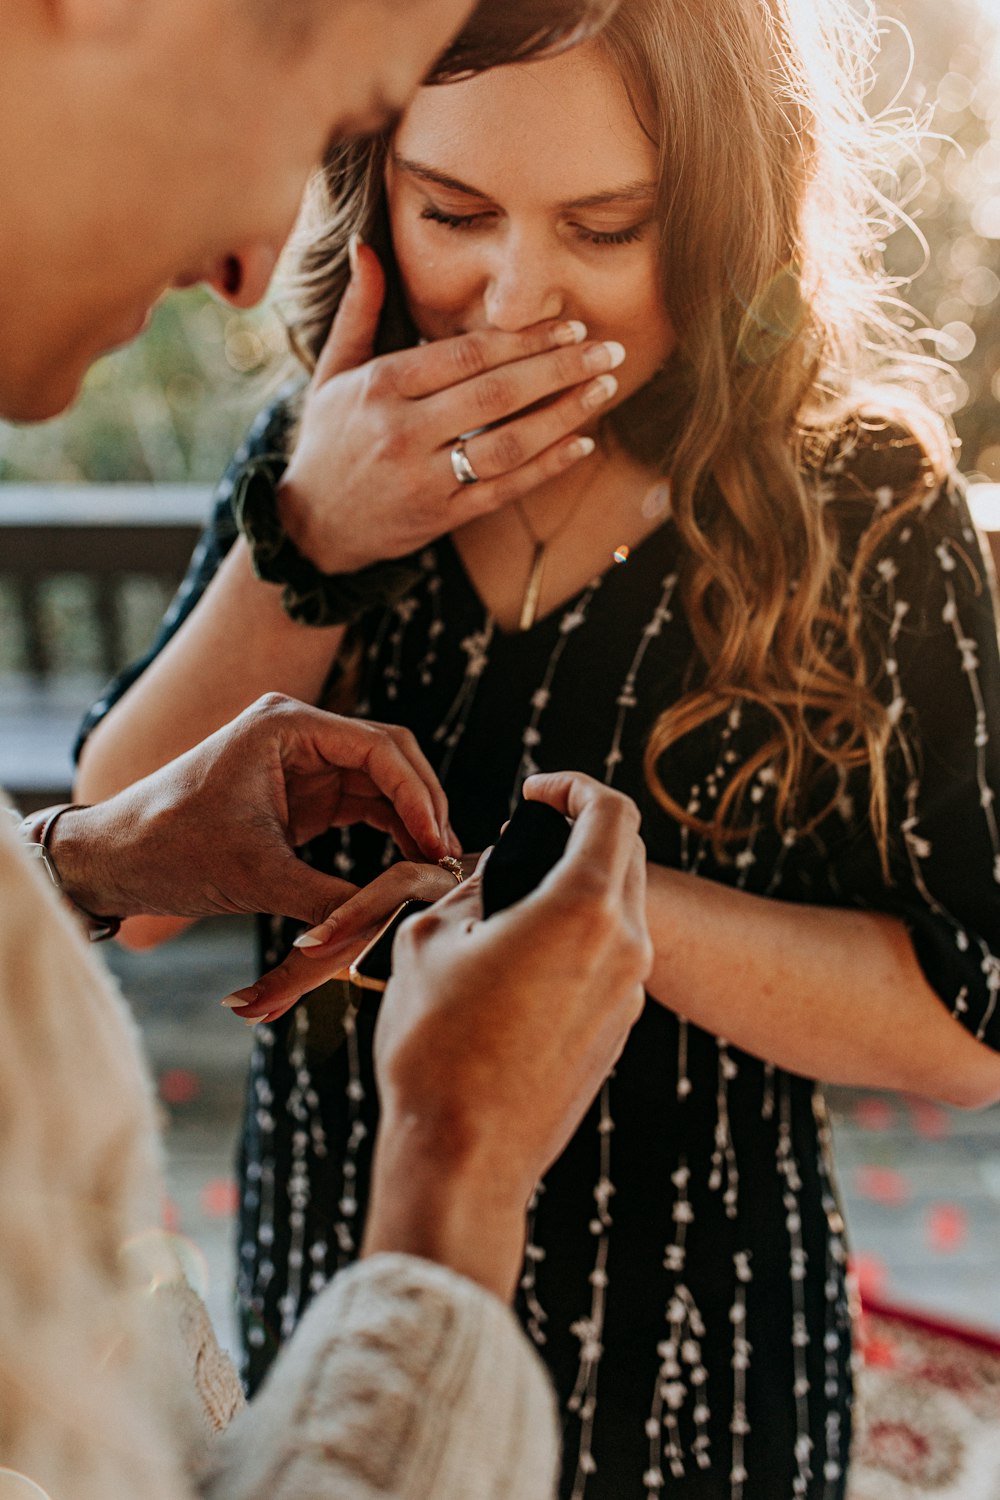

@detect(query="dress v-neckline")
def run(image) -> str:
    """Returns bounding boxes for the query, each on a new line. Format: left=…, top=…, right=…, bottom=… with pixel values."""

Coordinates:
left=441, top=514, right=676, bottom=642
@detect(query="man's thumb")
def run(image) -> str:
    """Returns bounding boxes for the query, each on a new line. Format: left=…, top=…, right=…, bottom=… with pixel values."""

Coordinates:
left=313, top=235, right=386, bottom=384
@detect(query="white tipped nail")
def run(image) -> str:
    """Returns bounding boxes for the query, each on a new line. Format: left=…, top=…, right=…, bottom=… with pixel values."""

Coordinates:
left=554, top=319, right=588, bottom=345
left=221, top=994, right=251, bottom=1010
left=293, top=931, right=327, bottom=949
left=584, top=373, right=619, bottom=408
left=570, top=436, right=596, bottom=459
left=603, top=341, right=626, bottom=369
left=348, top=233, right=363, bottom=276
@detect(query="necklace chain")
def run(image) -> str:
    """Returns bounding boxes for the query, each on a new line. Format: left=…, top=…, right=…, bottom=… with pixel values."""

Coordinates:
left=511, top=489, right=590, bottom=550
left=507, top=467, right=669, bottom=632
left=509, top=464, right=604, bottom=631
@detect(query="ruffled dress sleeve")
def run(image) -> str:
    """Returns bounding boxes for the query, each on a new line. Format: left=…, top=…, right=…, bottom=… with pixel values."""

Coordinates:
left=827, top=448, right=1000, bottom=1045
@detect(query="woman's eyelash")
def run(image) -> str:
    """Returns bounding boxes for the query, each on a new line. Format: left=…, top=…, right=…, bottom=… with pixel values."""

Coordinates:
left=419, top=204, right=647, bottom=247
left=420, top=205, right=489, bottom=231
left=580, top=225, right=646, bottom=246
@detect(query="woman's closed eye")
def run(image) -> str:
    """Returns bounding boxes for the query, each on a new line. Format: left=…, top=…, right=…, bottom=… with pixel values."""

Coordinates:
left=419, top=203, right=650, bottom=248
left=577, top=221, right=649, bottom=247
left=420, top=203, right=495, bottom=232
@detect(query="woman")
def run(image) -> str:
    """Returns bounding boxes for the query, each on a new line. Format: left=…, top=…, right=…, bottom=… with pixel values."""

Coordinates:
left=77, top=2, right=1000, bottom=1495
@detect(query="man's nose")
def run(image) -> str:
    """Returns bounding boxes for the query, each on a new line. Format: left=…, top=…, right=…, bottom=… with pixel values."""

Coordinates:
left=201, top=243, right=281, bottom=310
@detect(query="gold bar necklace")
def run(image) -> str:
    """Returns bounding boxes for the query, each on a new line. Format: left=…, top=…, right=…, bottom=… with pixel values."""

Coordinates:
left=512, top=486, right=591, bottom=632
left=519, top=541, right=548, bottom=631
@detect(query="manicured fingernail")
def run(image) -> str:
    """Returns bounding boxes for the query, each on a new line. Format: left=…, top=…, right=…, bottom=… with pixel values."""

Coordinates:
left=583, top=373, right=619, bottom=409
left=222, top=989, right=255, bottom=1010
left=293, top=930, right=327, bottom=949
left=553, top=319, right=587, bottom=345
left=584, top=340, right=625, bottom=373
left=244, top=1016, right=265, bottom=1027
left=567, top=436, right=596, bottom=460
left=348, top=233, right=364, bottom=276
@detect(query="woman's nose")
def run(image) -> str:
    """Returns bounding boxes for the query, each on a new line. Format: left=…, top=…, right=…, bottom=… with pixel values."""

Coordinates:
left=483, top=253, right=566, bottom=332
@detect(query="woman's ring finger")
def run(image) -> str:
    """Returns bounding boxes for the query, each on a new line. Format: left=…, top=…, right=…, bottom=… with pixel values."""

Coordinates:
left=450, top=439, right=480, bottom=486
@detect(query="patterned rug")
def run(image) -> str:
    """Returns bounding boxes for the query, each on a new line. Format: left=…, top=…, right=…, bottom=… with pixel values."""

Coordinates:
left=848, top=1298, right=1000, bottom=1499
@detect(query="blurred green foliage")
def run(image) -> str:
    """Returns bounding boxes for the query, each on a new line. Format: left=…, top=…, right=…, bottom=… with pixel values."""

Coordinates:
left=0, top=290, right=289, bottom=484
left=1, top=0, right=998, bottom=487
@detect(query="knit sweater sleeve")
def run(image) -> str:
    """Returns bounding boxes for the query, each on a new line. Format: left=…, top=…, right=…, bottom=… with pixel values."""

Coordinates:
left=198, top=1254, right=560, bottom=1500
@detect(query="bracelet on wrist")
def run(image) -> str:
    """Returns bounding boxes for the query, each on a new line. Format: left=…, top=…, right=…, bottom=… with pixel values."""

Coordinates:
left=18, top=804, right=123, bottom=942
left=233, top=455, right=426, bottom=628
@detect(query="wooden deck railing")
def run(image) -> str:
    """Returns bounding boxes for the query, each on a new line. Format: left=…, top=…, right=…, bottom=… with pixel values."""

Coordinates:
left=0, top=484, right=209, bottom=679
left=0, top=484, right=210, bottom=807
left=2, top=480, right=999, bottom=810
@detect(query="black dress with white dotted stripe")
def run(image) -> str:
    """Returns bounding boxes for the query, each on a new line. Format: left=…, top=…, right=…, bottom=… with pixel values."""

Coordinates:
left=79, top=409, right=1000, bottom=1499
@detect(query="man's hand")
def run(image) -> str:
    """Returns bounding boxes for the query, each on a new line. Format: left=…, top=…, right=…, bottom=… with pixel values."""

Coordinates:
left=363, top=772, right=653, bottom=1301
left=48, top=694, right=455, bottom=925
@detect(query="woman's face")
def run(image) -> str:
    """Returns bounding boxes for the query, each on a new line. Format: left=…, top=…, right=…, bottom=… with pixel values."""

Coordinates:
left=385, top=40, right=675, bottom=413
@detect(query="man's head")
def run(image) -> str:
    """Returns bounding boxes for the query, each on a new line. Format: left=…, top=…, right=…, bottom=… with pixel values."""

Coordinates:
left=0, top=0, right=617, bottom=424
left=0, top=0, right=468, bottom=421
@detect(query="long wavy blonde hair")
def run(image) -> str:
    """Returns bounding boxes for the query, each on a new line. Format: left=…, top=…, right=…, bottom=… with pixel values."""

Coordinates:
left=285, top=0, right=954, bottom=873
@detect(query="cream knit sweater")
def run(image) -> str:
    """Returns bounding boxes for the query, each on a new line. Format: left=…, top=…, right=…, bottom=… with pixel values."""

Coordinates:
left=0, top=802, right=558, bottom=1500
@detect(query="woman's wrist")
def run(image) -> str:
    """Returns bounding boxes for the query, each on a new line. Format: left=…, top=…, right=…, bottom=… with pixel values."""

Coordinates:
left=276, top=472, right=371, bottom=576
left=236, top=458, right=425, bottom=628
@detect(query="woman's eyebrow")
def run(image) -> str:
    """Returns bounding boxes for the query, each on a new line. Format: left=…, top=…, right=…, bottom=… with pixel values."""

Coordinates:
left=392, top=155, right=656, bottom=211
left=393, top=155, right=495, bottom=201
left=564, top=183, right=657, bottom=209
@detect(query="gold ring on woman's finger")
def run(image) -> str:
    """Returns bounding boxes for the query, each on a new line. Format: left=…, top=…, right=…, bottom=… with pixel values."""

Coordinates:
left=438, top=855, right=465, bottom=884
left=450, top=439, right=480, bottom=486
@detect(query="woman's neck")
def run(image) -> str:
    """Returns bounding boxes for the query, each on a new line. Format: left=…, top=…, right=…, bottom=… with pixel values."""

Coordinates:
left=452, top=437, right=670, bottom=633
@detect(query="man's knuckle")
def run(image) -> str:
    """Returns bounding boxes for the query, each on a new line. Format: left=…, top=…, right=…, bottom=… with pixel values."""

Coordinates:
left=606, top=791, right=642, bottom=836
left=575, top=868, right=611, bottom=906
left=571, top=884, right=618, bottom=939
left=391, top=724, right=421, bottom=756
left=604, top=783, right=637, bottom=816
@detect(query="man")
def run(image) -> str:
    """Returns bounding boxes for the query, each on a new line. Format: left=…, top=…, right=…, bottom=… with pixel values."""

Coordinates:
left=0, top=0, right=645, bottom=1496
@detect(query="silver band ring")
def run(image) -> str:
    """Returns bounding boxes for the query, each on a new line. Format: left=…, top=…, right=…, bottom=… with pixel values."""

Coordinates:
left=450, top=440, right=480, bottom=486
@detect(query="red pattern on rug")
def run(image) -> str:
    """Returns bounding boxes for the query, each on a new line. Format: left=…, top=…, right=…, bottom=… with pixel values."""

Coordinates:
left=848, top=1298, right=1000, bottom=1499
